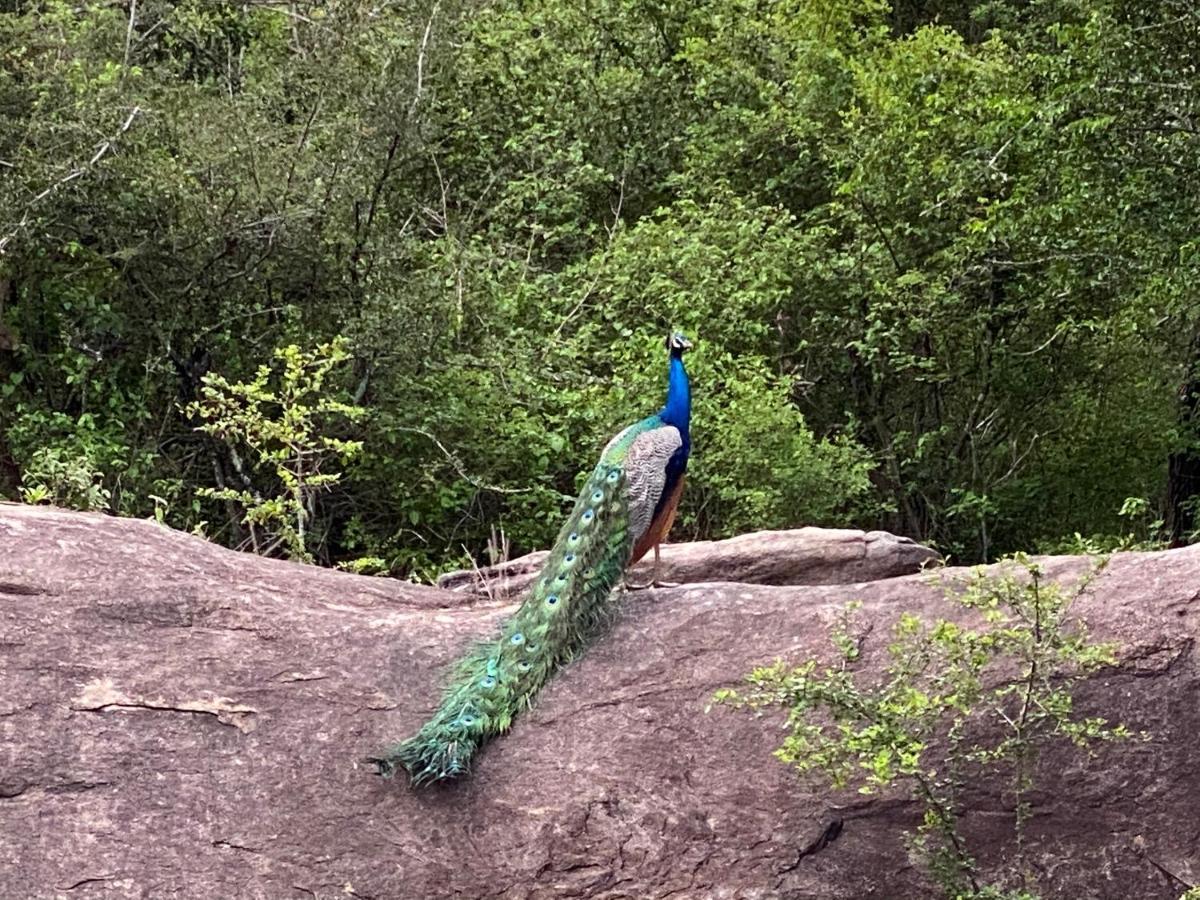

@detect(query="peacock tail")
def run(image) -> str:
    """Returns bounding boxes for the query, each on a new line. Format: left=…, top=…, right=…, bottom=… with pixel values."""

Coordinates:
left=373, top=333, right=692, bottom=786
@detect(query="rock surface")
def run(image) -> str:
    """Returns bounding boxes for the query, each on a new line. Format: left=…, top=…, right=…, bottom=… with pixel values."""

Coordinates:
left=0, top=502, right=1197, bottom=899
left=436, top=527, right=941, bottom=599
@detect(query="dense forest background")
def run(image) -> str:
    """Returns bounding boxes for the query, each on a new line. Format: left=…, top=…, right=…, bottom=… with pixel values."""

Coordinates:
left=2, top=0, right=1198, bottom=574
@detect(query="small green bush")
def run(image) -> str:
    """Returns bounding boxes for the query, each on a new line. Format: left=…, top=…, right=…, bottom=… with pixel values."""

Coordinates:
left=716, top=556, right=1138, bottom=898
left=189, top=338, right=366, bottom=563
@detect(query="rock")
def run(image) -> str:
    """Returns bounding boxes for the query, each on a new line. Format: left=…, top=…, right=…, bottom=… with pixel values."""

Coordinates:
left=0, top=501, right=1196, bottom=898
left=436, top=527, right=941, bottom=599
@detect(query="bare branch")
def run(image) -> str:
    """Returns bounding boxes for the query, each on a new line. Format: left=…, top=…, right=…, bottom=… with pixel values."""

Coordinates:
left=123, top=0, right=138, bottom=69
left=858, top=194, right=903, bottom=274
left=0, top=105, right=143, bottom=256
left=552, top=272, right=604, bottom=340
left=285, top=96, right=322, bottom=197
left=409, top=2, right=440, bottom=118
left=394, top=426, right=530, bottom=494
left=1013, top=320, right=1071, bottom=357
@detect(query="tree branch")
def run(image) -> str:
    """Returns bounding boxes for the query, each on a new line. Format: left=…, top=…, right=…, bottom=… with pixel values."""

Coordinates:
left=0, top=106, right=143, bottom=255
left=394, top=426, right=529, bottom=494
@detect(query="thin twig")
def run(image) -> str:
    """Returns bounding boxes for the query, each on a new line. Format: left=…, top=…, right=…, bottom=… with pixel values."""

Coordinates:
left=858, top=195, right=903, bottom=274
left=605, top=165, right=628, bottom=241
left=460, top=543, right=499, bottom=604
left=1014, top=322, right=1070, bottom=356
left=394, top=426, right=529, bottom=494
left=251, top=1, right=320, bottom=27
left=0, top=106, right=142, bottom=255
left=552, top=271, right=604, bottom=340
left=409, top=3, right=440, bottom=118
left=286, top=95, right=322, bottom=197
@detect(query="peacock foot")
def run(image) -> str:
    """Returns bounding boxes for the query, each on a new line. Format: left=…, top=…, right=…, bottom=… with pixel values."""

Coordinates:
left=623, top=578, right=678, bottom=590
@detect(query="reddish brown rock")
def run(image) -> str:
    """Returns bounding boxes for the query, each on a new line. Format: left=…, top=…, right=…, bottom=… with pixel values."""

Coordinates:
left=0, top=502, right=1196, bottom=898
left=436, top=527, right=941, bottom=599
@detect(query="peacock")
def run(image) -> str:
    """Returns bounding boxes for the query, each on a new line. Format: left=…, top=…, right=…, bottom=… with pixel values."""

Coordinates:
left=373, top=331, right=693, bottom=785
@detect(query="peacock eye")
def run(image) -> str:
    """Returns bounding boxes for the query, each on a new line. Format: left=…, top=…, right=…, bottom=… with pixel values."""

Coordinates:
left=591, top=490, right=604, bottom=503
left=517, top=662, right=531, bottom=673
left=582, top=509, right=594, bottom=522
left=568, top=532, right=580, bottom=544
left=546, top=595, right=559, bottom=606
left=607, top=469, right=621, bottom=483
left=564, top=553, right=575, bottom=564
left=479, top=676, right=496, bottom=689
left=510, top=632, right=525, bottom=645
left=525, top=643, right=539, bottom=653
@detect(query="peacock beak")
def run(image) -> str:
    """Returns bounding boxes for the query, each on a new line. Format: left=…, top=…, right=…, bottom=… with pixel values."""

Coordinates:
left=666, top=331, right=694, bottom=354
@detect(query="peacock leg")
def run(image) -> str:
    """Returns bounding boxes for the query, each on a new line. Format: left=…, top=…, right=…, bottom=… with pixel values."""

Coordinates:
left=623, top=544, right=657, bottom=590
left=648, top=543, right=679, bottom=588
left=624, top=544, right=678, bottom=590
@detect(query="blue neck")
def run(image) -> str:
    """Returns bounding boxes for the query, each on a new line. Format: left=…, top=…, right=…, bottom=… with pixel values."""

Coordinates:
left=660, top=355, right=691, bottom=445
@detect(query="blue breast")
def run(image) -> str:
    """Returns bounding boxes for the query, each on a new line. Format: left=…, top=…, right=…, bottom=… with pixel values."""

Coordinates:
left=652, top=354, right=691, bottom=519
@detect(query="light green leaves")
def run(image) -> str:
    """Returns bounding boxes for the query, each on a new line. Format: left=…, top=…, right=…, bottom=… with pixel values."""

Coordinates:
left=189, top=338, right=366, bottom=563
left=717, top=557, right=1136, bottom=897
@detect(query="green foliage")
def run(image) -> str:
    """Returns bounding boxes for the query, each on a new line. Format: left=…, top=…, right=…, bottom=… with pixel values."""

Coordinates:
left=6, top=406, right=155, bottom=515
left=2, top=0, right=1199, bottom=570
left=189, top=339, right=366, bottom=562
left=716, top=556, right=1138, bottom=898
left=19, top=444, right=110, bottom=511
left=1038, top=496, right=1169, bottom=554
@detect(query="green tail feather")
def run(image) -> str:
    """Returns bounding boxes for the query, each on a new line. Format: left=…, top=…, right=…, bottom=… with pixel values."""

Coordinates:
left=374, top=461, right=634, bottom=786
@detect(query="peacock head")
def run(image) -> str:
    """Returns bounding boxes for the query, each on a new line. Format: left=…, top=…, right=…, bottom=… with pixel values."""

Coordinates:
left=666, top=331, right=694, bottom=357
